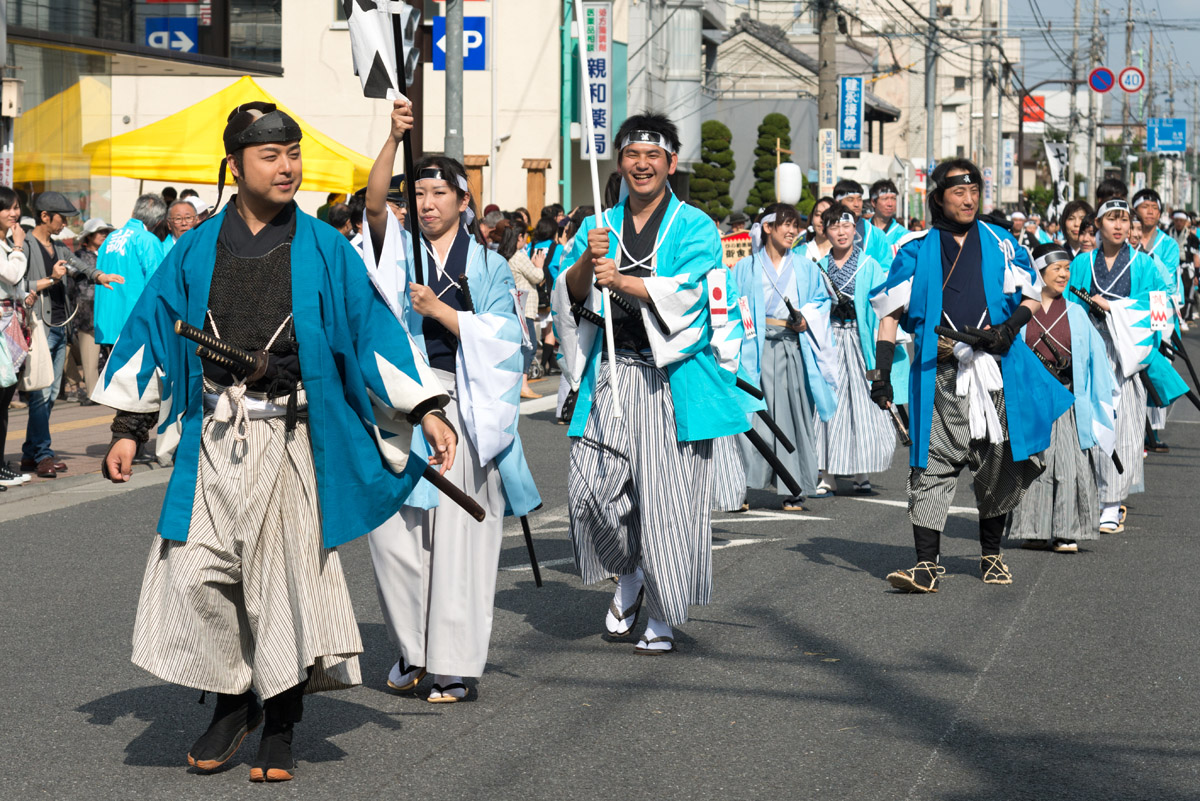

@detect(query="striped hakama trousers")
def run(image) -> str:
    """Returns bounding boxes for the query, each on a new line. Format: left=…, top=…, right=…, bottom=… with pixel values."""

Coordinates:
left=568, top=354, right=713, bottom=626
left=711, top=435, right=747, bottom=511
left=1007, top=406, right=1100, bottom=542
left=1096, top=327, right=1146, bottom=504
left=131, top=412, right=362, bottom=700
left=908, top=362, right=1041, bottom=532
left=368, top=370, right=506, bottom=678
left=739, top=324, right=819, bottom=496
left=816, top=320, right=896, bottom=475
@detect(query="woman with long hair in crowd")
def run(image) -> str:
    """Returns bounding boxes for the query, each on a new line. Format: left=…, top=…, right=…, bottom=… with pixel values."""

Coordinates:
left=0, top=185, right=31, bottom=488
left=1058, top=199, right=1093, bottom=258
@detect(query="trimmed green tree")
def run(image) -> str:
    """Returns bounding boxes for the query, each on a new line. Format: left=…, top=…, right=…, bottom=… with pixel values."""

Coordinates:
left=692, top=120, right=736, bottom=221
left=743, top=112, right=792, bottom=215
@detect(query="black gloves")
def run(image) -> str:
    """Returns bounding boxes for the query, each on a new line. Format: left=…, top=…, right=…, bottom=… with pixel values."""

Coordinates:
left=974, top=305, right=1032, bottom=356
left=870, top=340, right=896, bottom=409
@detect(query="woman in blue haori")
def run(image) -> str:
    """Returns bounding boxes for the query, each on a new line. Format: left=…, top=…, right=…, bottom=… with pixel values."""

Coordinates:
left=731, top=202, right=835, bottom=510
left=360, top=101, right=540, bottom=704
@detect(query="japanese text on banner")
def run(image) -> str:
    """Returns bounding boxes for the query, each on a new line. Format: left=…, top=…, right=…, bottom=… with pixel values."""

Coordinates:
left=581, top=1, right=613, bottom=161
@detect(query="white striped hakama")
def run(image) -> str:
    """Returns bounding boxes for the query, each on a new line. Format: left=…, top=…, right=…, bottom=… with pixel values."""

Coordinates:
left=1007, top=407, right=1100, bottom=542
left=568, top=354, right=713, bottom=626
left=739, top=324, right=819, bottom=496
left=711, top=435, right=747, bottom=511
left=368, top=370, right=507, bottom=678
left=131, top=410, right=362, bottom=700
left=1096, top=327, right=1146, bottom=503
left=815, top=319, right=895, bottom=475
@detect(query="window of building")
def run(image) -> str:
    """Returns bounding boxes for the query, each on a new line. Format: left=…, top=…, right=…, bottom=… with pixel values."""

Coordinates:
left=937, top=4, right=953, bottom=18
left=954, top=76, right=967, bottom=90
left=230, top=0, right=282, bottom=65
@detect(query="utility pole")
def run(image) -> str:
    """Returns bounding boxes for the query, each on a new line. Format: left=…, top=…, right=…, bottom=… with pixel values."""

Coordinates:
left=560, top=0, right=572, bottom=208
left=1067, top=0, right=1081, bottom=200
left=1122, top=0, right=1133, bottom=185
left=817, top=0, right=838, bottom=195
left=997, top=62, right=1004, bottom=207
left=1086, top=0, right=1100, bottom=197
left=1168, top=60, right=1175, bottom=206
left=982, top=0, right=994, bottom=211
left=925, top=0, right=937, bottom=188
left=444, top=0, right=464, bottom=161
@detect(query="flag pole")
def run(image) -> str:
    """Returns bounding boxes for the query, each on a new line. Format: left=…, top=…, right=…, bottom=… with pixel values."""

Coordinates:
left=393, top=10, right=425, bottom=285
left=571, top=0, right=621, bottom=418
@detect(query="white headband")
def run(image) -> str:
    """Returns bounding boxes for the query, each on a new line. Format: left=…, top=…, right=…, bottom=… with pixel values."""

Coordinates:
left=1011, top=212, right=1026, bottom=220
left=1172, top=211, right=1188, bottom=220
left=1032, top=249, right=1071, bottom=272
left=834, top=189, right=863, bottom=201
left=1132, top=194, right=1160, bottom=209
left=870, top=189, right=897, bottom=200
left=759, top=212, right=777, bottom=225
left=833, top=212, right=855, bottom=225
left=617, top=130, right=675, bottom=154
left=416, top=168, right=474, bottom=225
left=1096, top=199, right=1130, bottom=219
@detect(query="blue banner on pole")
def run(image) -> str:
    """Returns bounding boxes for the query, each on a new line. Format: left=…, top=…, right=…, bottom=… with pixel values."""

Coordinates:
left=1147, top=118, right=1186, bottom=153
left=839, top=77, right=864, bottom=151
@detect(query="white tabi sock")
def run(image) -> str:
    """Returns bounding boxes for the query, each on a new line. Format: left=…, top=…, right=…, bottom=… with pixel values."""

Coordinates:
left=606, top=568, right=644, bottom=634
left=639, top=617, right=674, bottom=650
left=854, top=472, right=869, bottom=484
left=430, top=674, right=466, bottom=700
left=1099, top=503, right=1121, bottom=526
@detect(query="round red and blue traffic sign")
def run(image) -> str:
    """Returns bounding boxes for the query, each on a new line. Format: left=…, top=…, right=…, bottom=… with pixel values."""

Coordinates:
left=1119, top=66, right=1146, bottom=93
left=1089, top=67, right=1114, bottom=93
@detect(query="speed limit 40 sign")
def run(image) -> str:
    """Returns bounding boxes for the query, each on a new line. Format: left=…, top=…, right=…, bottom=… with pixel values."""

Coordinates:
left=1119, top=66, right=1146, bottom=93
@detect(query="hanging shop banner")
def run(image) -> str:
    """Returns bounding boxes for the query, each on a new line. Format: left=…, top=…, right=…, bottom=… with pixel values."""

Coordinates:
left=838, top=77, right=864, bottom=151
left=580, top=1, right=613, bottom=161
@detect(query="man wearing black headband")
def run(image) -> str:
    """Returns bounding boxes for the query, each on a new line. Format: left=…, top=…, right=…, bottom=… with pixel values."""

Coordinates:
left=869, top=159, right=1074, bottom=593
left=833, top=178, right=894, bottom=272
left=554, top=112, right=753, bottom=654
left=869, top=179, right=907, bottom=256
left=94, top=101, right=456, bottom=782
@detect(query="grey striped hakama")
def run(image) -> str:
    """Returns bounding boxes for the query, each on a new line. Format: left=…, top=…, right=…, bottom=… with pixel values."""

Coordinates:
left=368, top=369, right=507, bottom=678
left=568, top=353, right=714, bottom=626
left=1096, top=327, right=1146, bottom=503
left=131, top=411, right=362, bottom=700
left=711, top=435, right=747, bottom=511
left=815, top=320, right=896, bottom=476
left=739, top=324, right=819, bottom=496
left=1007, top=407, right=1100, bottom=542
left=908, top=362, right=1042, bottom=532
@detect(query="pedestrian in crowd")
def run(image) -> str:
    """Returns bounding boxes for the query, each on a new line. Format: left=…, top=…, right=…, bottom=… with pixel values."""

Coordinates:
left=93, top=194, right=166, bottom=349
left=727, top=210, right=749, bottom=233
left=870, top=178, right=907, bottom=256
left=492, top=218, right=545, bottom=398
left=871, top=159, right=1074, bottom=593
left=1170, top=210, right=1200, bottom=320
left=541, top=203, right=566, bottom=225
left=479, top=209, right=504, bottom=244
left=360, top=99, right=539, bottom=705
left=907, top=217, right=924, bottom=232
left=185, top=195, right=210, bottom=222
left=0, top=185, right=32, bottom=488
left=732, top=202, right=835, bottom=510
left=179, top=188, right=199, bottom=201
left=346, top=191, right=366, bottom=251
left=1065, top=197, right=1188, bottom=533
left=327, top=202, right=353, bottom=239
left=68, top=217, right=115, bottom=403
left=554, top=112, right=751, bottom=653
left=1058, top=200, right=1093, bottom=258
left=385, top=177, right=408, bottom=229
left=316, top=191, right=344, bottom=222
left=1009, top=210, right=1027, bottom=240
left=22, top=192, right=124, bottom=478
left=1077, top=213, right=1097, bottom=254
left=513, top=206, right=532, bottom=231
left=834, top=178, right=893, bottom=271
left=1006, top=242, right=1116, bottom=554
left=99, top=99, right=457, bottom=784
left=1130, top=188, right=1183, bottom=305
left=161, top=186, right=177, bottom=206
left=799, top=195, right=835, bottom=264
left=162, top=199, right=198, bottom=254
left=813, top=202, right=906, bottom=496
left=1021, top=215, right=1042, bottom=251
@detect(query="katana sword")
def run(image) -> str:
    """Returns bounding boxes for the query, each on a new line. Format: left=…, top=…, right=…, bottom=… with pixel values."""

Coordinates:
left=174, top=319, right=484, bottom=521
left=741, top=428, right=804, bottom=498
left=461, top=273, right=542, bottom=584
left=864, top=366, right=911, bottom=446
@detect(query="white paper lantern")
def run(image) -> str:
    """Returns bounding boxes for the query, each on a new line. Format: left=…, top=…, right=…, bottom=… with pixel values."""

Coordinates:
left=775, top=162, right=803, bottom=205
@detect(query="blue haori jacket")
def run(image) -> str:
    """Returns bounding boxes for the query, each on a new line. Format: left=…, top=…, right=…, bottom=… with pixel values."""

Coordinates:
left=817, top=249, right=911, bottom=405
left=361, top=214, right=541, bottom=517
left=91, top=205, right=448, bottom=548
left=552, top=193, right=751, bottom=442
left=732, top=248, right=837, bottom=421
left=93, top=218, right=166, bottom=345
left=1066, top=243, right=1189, bottom=407
left=870, top=221, right=1074, bottom=469
left=858, top=219, right=894, bottom=272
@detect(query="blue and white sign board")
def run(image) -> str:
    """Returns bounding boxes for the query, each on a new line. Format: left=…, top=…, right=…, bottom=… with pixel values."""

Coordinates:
left=1147, top=118, right=1186, bottom=153
left=838, top=77, right=864, bottom=151
left=432, top=16, right=487, bottom=71
left=145, top=17, right=199, bottom=53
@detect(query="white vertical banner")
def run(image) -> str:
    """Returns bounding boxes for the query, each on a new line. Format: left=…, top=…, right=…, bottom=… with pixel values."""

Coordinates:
left=818, top=128, right=836, bottom=196
left=580, top=1, right=613, bottom=161
left=1002, top=138, right=1015, bottom=188
left=0, top=153, right=11, bottom=189
left=982, top=167, right=995, bottom=212
left=1043, top=140, right=1071, bottom=222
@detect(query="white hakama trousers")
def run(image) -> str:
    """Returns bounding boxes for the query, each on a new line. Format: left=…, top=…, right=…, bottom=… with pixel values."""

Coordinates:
left=132, top=413, right=362, bottom=700
left=816, top=319, right=896, bottom=475
left=711, top=435, right=747, bottom=511
left=1096, top=328, right=1146, bottom=504
left=568, top=354, right=714, bottom=627
left=368, top=370, right=506, bottom=678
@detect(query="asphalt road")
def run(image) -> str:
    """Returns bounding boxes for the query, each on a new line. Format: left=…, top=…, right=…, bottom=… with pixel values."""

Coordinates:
left=3, top=361, right=1199, bottom=800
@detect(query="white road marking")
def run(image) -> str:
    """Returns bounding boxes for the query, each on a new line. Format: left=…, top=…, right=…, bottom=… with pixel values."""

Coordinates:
left=499, top=536, right=781, bottom=572
left=520, top=395, right=559, bottom=414
left=849, top=496, right=979, bottom=516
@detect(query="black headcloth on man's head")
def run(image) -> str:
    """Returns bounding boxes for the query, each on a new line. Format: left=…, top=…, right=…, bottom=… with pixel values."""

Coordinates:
left=216, top=102, right=304, bottom=209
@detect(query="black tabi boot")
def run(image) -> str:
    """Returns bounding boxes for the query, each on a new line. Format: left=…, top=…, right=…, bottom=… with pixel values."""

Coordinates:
left=250, top=676, right=308, bottom=782
left=187, top=689, right=262, bottom=772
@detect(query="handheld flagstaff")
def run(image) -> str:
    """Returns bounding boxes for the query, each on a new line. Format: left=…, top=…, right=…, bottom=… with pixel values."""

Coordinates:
left=572, top=0, right=622, bottom=418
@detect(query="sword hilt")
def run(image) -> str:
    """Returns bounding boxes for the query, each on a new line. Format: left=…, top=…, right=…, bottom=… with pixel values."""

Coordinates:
left=174, top=320, right=269, bottom=382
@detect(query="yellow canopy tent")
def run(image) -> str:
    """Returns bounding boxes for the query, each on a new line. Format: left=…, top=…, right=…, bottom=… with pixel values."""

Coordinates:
left=14, top=76, right=112, bottom=184
left=83, top=76, right=373, bottom=193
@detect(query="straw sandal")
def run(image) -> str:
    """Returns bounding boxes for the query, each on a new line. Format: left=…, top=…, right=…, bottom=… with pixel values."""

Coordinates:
left=980, top=554, right=1013, bottom=585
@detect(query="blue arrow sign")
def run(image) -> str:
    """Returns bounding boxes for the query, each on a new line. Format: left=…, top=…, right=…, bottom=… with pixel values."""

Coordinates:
left=1147, top=118, right=1186, bottom=153
left=145, top=17, right=198, bottom=53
